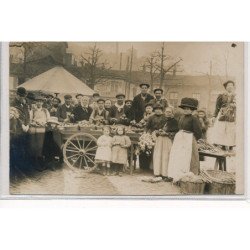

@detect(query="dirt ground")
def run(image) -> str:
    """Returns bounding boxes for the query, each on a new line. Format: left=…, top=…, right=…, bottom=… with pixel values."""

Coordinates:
left=9, top=153, right=236, bottom=196
left=10, top=166, right=181, bottom=196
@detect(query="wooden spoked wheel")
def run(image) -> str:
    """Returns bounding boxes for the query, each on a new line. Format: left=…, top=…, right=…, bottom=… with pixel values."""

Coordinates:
left=63, top=133, right=97, bottom=171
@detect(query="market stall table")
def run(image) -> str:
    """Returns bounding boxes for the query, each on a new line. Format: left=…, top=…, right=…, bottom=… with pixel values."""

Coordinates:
left=199, top=150, right=236, bottom=171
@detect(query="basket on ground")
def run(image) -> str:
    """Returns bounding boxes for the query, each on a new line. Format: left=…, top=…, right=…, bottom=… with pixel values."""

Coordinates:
left=201, top=170, right=235, bottom=195
left=179, top=181, right=206, bottom=195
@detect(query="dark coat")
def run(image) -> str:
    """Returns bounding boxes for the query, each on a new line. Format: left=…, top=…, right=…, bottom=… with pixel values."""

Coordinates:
left=163, top=117, right=179, bottom=133
left=57, top=103, right=74, bottom=122
left=89, top=109, right=109, bottom=125
left=146, top=114, right=168, bottom=133
left=131, top=93, right=154, bottom=122
left=178, top=114, right=202, bottom=141
left=10, top=98, right=30, bottom=135
left=214, top=93, right=236, bottom=117
left=72, top=105, right=93, bottom=122
left=109, top=105, right=130, bottom=125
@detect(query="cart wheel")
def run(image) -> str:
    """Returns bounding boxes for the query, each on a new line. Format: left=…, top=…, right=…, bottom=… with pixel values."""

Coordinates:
left=63, top=133, right=97, bottom=171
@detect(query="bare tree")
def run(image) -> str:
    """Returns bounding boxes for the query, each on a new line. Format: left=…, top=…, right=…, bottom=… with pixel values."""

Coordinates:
left=9, top=42, right=66, bottom=83
left=143, top=52, right=159, bottom=91
left=80, top=43, right=111, bottom=88
left=9, top=42, right=43, bottom=81
left=155, top=43, right=183, bottom=89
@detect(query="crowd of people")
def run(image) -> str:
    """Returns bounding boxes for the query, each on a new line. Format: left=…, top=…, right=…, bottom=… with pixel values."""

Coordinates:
left=9, top=80, right=236, bottom=182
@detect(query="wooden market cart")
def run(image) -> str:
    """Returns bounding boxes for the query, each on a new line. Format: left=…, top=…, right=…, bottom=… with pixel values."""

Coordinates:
left=54, top=126, right=140, bottom=174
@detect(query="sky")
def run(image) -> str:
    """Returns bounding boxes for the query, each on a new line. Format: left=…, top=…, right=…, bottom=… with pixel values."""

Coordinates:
left=68, top=42, right=244, bottom=82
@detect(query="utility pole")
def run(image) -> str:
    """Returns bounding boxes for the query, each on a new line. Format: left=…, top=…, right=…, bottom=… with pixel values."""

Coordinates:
left=207, top=60, right=213, bottom=112
left=119, top=52, right=122, bottom=70
left=160, top=42, right=165, bottom=89
left=128, top=46, right=133, bottom=98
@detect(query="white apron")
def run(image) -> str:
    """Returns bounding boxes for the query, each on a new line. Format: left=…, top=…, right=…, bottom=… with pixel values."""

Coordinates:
left=167, top=130, right=193, bottom=182
left=211, top=111, right=236, bottom=147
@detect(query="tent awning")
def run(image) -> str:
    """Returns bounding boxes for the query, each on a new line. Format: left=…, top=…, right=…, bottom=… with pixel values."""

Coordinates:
left=18, top=66, right=95, bottom=95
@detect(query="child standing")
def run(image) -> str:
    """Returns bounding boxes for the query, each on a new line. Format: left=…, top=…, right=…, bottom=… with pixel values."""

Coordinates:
left=168, top=98, right=202, bottom=182
left=95, top=126, right=113, bottom=175
left=43, top=117, right=63, bottom=170
left=111, top=126, right=131, bottom=176
left=139, top=103, right=154, bottom=125
left=197, top=109, right=209, bottom=139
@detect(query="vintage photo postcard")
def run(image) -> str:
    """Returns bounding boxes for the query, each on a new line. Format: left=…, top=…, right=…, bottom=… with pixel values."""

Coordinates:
left=1, top=42, right=245, bottom=197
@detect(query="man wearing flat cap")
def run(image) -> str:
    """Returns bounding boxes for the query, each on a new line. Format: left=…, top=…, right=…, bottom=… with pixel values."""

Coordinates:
left=130, top=83, right=154, bottom=123
left=90, top=93, right=100, bottom=110
left=10, top=87, right=31, bottom=172
left=148, top=88, right=169, bottom=111
left=43, top=93, right=54, bottom=110
left=57, top=94, right=74, bottom=122
left=49, top=97, right=61, bottom=116
left=89, top=98, right=109, bottom=125
left=109, top=93, right=129, bottom=125
left=130, top=84, right=154, bottom=171
left=75, top=93, right=83, bottom=107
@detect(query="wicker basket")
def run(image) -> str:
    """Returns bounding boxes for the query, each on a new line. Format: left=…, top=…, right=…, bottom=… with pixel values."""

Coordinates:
left=179, top=181, right=206, bottom=195
left=203, top=170, right=235, bottom=195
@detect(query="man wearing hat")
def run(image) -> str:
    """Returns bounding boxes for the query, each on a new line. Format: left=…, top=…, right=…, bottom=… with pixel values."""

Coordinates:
left=49, top=97, right=61, bottom=116
left=43, top=93, right=54, bottom=110
left=90, top=93, right=100, bottom=110
left=10, top=87, right=31, bottom=172
left=124, top=99, right=133, bottom=122
left=29, top=95, right=50, bottom=170
left=57, top=94, right=74, bottom=122
left=71, top=95, right=93, bottom=123
left=130, top=83, right=154, bottom=123
left=109, top=93, right=129, bottom=125
left=75, top=93, right=83, bottom=107
left=148, top=88, right=169, bottom=111
left=89, top=98, right=109, bottom=125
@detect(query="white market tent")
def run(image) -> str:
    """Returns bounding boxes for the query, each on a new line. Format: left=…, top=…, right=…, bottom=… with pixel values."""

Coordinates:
left=18, top=66, right=95, bottom=95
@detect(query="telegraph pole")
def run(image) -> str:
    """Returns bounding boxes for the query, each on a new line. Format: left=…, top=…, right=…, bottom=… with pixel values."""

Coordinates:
left=119, top=52, right=122, bottom=70
left=160, top=42, right=165, bottom=89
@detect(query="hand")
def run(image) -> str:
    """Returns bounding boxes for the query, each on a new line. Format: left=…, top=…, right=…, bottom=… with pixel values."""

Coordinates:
left=22, top=124, right=29, bottom=132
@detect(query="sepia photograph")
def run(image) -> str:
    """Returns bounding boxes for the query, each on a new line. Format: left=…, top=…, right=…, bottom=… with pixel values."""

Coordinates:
left=7, top=42, right=244, bottom=196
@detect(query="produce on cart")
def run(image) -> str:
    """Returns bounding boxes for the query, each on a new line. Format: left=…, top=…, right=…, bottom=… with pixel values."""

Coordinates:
left=197, top=139, right=222, bottom=153
left=58, top=124, right=141, bottom=171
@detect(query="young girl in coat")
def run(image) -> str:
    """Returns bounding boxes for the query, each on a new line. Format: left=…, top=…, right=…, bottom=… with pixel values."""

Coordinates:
left=111, top=126, right=131, bottom=176
left=168, top=98, right=202, bottom=182
left=95, top=126, right=113, bottom=175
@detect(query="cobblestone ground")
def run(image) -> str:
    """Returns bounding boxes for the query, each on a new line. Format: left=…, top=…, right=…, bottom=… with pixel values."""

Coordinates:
left=10, top=165, right=181, bottom=196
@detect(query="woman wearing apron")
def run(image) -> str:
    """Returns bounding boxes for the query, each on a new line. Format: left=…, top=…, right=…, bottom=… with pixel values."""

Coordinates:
left=168, top=98, right=202, bottom=182
left=212, top=80, right=236, bottom=150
